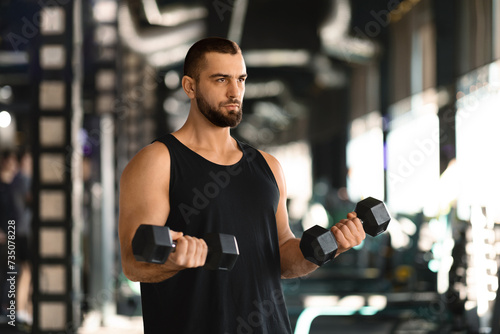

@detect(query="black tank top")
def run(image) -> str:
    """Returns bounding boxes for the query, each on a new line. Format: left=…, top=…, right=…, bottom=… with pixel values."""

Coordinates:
left=140, top=134, right=292, bottom=334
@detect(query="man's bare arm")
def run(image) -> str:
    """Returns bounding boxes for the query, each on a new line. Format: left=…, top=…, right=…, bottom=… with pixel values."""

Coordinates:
left=260, top=151, right=366, bottom=279
left=259, top=151, right=317, bottom=278
left=118, top=142, right=207, bottom=283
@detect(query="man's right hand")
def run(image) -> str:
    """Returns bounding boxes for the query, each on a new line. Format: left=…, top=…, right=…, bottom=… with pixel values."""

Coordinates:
left=167, top=231, right=208, bottom=269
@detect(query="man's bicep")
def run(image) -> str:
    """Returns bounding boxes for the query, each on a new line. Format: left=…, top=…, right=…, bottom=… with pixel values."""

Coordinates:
left=118, top=144, right=171, bottom=255
left=259, top=150, right=295, bottom=246
left=119, top=170, right=170, bottom=233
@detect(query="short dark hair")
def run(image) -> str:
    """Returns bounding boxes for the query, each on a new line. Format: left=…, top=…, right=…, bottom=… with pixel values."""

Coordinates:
left=183, top=37, right=241, bottom=81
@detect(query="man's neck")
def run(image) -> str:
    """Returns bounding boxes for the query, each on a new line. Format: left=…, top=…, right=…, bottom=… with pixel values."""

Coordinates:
left=175, top=126, right=232, bottom=150
left=171, top=110, right=243, bottom=168
left=175, top=106, right=237, bottom=151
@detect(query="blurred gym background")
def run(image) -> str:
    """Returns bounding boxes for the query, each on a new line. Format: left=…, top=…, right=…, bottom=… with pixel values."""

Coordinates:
left=0, top=0, right=499, bottom=333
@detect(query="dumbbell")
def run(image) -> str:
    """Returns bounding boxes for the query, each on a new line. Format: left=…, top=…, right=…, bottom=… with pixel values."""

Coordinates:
left=132, top=224, right=240, bottom=271
left=300, top=197, right=391, bottom=266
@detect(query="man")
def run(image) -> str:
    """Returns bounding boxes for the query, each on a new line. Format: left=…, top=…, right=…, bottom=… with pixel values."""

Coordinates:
left=118, top=37, right=365, bottom=333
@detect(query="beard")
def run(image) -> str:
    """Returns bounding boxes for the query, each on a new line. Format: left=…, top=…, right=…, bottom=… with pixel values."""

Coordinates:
left=196, top=93, right=243, bottom=128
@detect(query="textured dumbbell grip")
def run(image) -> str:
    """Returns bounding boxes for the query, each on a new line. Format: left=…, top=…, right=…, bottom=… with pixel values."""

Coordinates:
left=132, top=225, right=239, bottom=270
left=170, top=236, right=238, bottom=269
left=170, top=242, right=177, bottom=252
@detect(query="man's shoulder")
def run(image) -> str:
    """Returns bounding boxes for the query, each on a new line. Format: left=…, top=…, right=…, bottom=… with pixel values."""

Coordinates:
left=136, top=141, right=170, bottom=161
left=256, top=150, right=280, bottom=169
left=121, top=141, right=170, bottom=181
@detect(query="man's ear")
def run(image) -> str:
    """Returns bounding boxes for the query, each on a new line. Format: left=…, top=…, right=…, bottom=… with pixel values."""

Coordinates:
left=182, top=75, right=196, bottom=99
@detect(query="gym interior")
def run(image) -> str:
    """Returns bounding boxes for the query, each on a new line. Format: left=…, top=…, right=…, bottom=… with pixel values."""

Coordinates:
left=0, top=0, right=499, bottom=333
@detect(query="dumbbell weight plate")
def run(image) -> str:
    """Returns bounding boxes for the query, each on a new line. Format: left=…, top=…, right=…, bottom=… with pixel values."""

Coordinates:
left=299, top=225, right=338, bottom=266
left=204, top=233, right=240, bottom=270
left=132, top=225, right=175, bottom=264
left=354, top=197, right=391, bottom=237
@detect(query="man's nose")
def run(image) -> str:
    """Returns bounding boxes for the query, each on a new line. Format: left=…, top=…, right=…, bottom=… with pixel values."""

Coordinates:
left=227, top=80, right=241, bottom=98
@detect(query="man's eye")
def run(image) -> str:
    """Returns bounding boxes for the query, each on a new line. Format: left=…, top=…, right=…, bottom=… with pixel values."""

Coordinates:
left=217, top=78, right=226, bottom=82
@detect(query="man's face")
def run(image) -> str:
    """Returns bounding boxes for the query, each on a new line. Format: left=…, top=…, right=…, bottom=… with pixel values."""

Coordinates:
left=195, top=52, right=247, bottom=128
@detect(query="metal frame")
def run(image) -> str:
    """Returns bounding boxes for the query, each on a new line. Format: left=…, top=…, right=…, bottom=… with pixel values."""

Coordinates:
left=31, top=1, right=83, bottom=333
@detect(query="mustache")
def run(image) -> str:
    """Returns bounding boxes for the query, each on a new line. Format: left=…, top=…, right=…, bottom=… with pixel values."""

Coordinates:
left=221, top=99, right=242, bottom=106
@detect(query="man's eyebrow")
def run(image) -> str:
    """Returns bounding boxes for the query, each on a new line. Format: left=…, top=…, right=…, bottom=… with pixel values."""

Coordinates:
left=209, top=73, right=248, bottom=78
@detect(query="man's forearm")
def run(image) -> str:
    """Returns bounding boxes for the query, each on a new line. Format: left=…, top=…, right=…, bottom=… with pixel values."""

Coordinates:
left=279, top=238, right=319, bottom=279
left=123, top=259, right=181, bottom=283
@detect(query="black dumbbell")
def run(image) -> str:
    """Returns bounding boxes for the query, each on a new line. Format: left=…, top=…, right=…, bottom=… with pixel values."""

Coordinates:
left=132, top=224, right=240, bottom=271
left=300, top=197, right=391, bottom=266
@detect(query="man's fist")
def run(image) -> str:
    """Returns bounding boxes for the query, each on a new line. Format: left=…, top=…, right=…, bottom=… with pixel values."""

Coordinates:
left=330, top=212, right=366, bottom=256
left=167, top=231, right=208, bottom=269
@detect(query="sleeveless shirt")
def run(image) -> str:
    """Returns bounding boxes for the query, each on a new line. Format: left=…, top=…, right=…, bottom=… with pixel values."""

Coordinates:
left=140, top=134, right=292, bottom=334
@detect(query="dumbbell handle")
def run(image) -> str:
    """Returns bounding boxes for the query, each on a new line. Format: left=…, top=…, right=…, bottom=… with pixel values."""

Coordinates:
left=132, top=225, right=239, bottom=270
left=174, top=233, right=240, bottom=270
left=156, top=234, right=229, bottom=257
left=158, top=239, right=204, bottom=254
left=300, top=197, right=391, bottom=266
left=168, top=241, right=178, bottom=252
